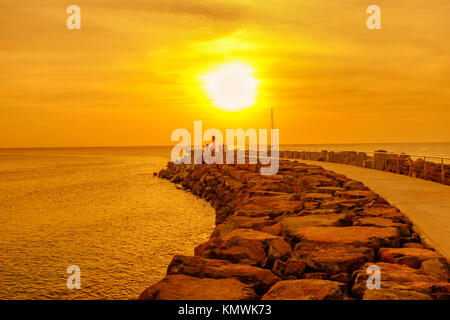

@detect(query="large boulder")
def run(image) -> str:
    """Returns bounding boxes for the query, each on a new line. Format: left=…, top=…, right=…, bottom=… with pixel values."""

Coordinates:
left=353, top=217, right=411, bottom=237
left=280, top=214, right=350, bottom=236
left=262, top=279, right=346, bottom=300
left=288, top=226, right=401, bottom=249
left=310, top=187, right=345, bottom=195
left=167, top=255, right=280, bottom=292
left=352, top=262, right=450, bottom=300
left=343, top=180, right=366, bottom=190
left=283, top=259, right=307, bottom=278
left=228, top=169, right=257, bottom=182
left=300, top=175, right=335, bottom=187
left=358, top=206, right=409, bottom=223
left=260, top=222, right=282, bottom=236
left=379, top=248, right=448, bottom=269
left=302, top=272, right=349, bottom=284
left=191, top=166, right=209, bottom=180
left=211, top=216, right=274, bottom=238
left=336, top=190, right=378, bottom=199
left=139, top=274, right=258, bottom=300
left=235, top=197, right=304, bottom=218
left=362, top=289, right=432, bottom=300
left=224, top=177, right=245, bottom=192
left=403, top=242, right=426, bottom=249
left=320, top=198, right=372, bottom=210
left=194, top=229, right=281, bottom=266
left=421, top=259, right=450, bottom=281
left=262, top=239, right=293, bottom=268
left=293, top=241, right=374, bottom=274
left=301, top=193, right=334, bottom=201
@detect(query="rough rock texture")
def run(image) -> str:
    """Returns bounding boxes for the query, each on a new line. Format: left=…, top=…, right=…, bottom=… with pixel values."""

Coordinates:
left=167, top=255, right=280, bottom=293
left=261, top=279, right=346, bottom=300
left=363, top=289, right=432, bottom=300
left=421, top=259, right=449, bottom=281
left=353, top=217, right=411, bottom=237
left=138, top=274, right=258, bottom=300
left=211, top=216, right=273, bottom=238
left=194, top=229, right=280, bottom=266
left=288, top=226, right=401, bottom=249
left=263, top=238, right=293, bottom=268
left=280, top=214, right=350, bottom=236
left=139, top=159, right=450, bottom=300
left=294, top=241, right=374, bottom=274
left=379, top=247, right=448, bottom=269
left=352, top=262, right=450, bottom=300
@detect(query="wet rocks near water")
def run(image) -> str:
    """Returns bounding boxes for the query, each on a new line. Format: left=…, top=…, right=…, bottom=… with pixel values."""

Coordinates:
left=261, top=279, right=347, bottom=300
left=194, top=229, right=280, bottom=266
left=138, top=274, right=258, bottom=300
left=166, top=255, right=280, bottom=293
left=139, top=160, right=450, bottom=300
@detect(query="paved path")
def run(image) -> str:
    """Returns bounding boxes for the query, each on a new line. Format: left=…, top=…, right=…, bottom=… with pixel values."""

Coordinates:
left=295, top=160, right=450, bottom=261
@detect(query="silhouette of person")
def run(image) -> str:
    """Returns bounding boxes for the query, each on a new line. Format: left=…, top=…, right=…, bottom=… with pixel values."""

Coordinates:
left=205, top=136, right=216, bottom=164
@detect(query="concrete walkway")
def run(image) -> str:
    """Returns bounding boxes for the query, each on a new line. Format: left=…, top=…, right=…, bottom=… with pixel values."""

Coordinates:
left=296, top=160, right=450, bottom=261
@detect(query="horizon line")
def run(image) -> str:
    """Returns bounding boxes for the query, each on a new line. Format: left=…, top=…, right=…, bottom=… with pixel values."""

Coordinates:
left=1, top=141, right=450, bottom=150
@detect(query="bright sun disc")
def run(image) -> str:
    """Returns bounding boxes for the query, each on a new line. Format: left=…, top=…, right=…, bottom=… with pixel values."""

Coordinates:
left=202, top=63, right=259, bottom=111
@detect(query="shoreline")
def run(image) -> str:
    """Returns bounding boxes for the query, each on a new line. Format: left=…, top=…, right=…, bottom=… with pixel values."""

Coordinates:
left=139, top=159, right=450, bottom=300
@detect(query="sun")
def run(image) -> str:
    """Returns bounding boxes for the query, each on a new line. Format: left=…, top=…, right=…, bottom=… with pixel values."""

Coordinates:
left=202, top=63, right=259, bottom=111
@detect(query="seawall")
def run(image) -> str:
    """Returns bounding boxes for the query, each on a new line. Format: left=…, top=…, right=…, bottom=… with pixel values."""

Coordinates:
left=279, top=150, right=450, bottom=185
left=139, top=160, right=450, bottom=300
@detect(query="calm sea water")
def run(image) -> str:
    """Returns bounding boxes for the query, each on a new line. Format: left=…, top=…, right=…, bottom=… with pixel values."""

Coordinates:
left=0, top=147, right=215, bottom=300
left=0, top=143, right=448, bottom=300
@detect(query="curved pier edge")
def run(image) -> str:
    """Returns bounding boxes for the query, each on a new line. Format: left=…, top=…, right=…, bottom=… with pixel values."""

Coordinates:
left=296, top=159, right=450, bottom=263
left=139, top=160, right=450, bottom=300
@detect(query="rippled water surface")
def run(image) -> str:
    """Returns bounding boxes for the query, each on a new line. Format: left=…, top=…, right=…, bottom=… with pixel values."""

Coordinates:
left=0, top=147, right=215, bottom=299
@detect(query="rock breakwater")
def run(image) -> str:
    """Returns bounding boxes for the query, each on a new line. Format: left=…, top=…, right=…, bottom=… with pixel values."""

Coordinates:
left=139, top=160, right=450, bottom=300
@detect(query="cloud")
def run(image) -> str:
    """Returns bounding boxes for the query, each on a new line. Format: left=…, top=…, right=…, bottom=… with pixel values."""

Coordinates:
left=90, top=0, right=249, bottom=21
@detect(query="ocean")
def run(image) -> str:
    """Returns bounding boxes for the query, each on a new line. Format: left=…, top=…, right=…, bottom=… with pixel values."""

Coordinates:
left=0, top=147, right=215, bottom=299
left=0, top=142, right=449, bottom=299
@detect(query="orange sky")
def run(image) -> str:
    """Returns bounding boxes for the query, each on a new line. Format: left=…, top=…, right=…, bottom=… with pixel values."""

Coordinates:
left=1, top=0, right=449, bottom=147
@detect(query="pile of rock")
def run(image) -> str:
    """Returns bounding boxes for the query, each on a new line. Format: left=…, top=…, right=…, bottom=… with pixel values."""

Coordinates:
left=139, top=160, right=450, bottom=300
left=280, top=150, right=450, bottom=185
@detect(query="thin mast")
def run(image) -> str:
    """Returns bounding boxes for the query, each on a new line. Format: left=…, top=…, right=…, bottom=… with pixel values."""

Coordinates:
left=271, top=107, right=274, bottom=131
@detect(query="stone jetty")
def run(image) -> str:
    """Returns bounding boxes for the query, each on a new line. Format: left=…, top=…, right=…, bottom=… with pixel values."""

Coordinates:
left=139, top=160, right=450, bottom=300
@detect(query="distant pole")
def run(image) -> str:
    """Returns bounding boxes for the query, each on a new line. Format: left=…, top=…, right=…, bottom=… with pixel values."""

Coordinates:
left=270, top=107, right=274, bottom=131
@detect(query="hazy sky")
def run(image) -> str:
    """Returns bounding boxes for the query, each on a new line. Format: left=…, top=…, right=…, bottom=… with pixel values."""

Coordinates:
left=1, top=0, right=449, bottom=147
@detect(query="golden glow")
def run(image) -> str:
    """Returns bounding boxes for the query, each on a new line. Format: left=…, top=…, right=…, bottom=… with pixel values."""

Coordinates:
left=202, top=63, right=259, bottom=111
left=1, top=1, right=449, bottom=147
